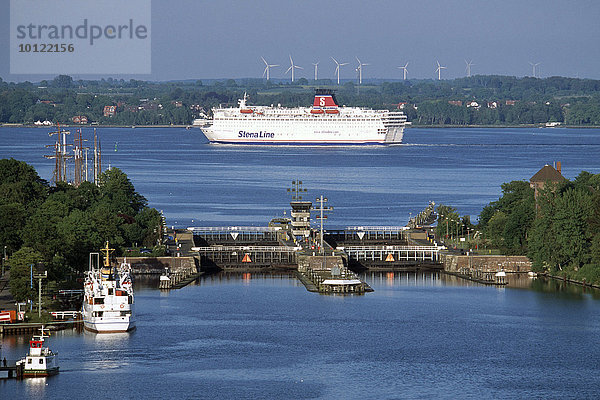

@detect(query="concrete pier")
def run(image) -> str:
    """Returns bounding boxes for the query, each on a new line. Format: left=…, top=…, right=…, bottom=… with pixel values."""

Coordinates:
left=296, top=254, right=373, bottom=294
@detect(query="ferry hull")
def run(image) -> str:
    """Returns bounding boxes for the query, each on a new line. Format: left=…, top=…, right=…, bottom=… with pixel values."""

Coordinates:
left=83, top=319, right=135, bottom=333
left=201, top=127, right=403, bottom=146
left=21, top=367, right=60, bottom=377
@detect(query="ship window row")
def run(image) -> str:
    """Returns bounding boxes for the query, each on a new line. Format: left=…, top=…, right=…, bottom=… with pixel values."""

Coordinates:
left=218, top=117, right=377, bottom=121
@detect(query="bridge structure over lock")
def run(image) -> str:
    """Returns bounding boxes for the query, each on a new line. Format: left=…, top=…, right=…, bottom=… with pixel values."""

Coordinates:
left=325, top=226, right=412, bottom=250
left=188, top=226, right=282, bottom=246
left=343, top=245, right=443, bottom=270
left=192, top=245, right=299, bottom=270
left=188, top=225, right=441, bottom=272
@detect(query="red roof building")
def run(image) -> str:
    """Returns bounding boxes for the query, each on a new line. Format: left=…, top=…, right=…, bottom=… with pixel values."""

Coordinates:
left=103, top=105, right=116, bottom=117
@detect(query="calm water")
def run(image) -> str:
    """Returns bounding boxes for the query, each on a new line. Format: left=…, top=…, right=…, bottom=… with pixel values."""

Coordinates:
left=1, top=273, right=600, bottom=399
left=1, top=127, right=600, bottom=398
left=1, top=126, right=600, bottom=227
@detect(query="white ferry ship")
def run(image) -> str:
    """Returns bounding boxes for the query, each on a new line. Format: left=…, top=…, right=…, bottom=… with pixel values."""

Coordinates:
left=82, top=242, right=135, bottom=333
left=200, top=89, right=407, bottom=145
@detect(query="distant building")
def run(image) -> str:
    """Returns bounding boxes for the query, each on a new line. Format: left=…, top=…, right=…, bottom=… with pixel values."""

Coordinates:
left=397, top=102, right=407, bottom=109
left=448, top=100, right=462, bottom=106
left=529, top=163, right=566, bottom=199
left=466, top=101, right=480, bottom=109
left=72, top=115, right=88, bottom=124
left=545, top=122, right=562, bottom=127
left=505, top=100, right=516, bottom=106
left=487, top=101, right=498, bottom=109
left=172, top=101, right=183, bottom=107
left=103, top=105, right=116, bottom=117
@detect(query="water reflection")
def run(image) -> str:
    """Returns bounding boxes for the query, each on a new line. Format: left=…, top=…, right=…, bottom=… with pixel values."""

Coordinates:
left=22, top=377, right=49, bottom=397
left=528, top=276, right=600, bottom=300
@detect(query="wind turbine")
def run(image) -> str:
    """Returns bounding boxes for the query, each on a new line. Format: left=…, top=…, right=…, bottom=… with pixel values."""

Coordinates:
left=529, top=61, right=540, bottom=78
left=355, top=57, right=370, bottom=85
left=435, top=60, right=447, bottom=80
left=465, top=60, right=474, bottom=77
left=397, top=62, right=409, bottom=80
left=261, top=57, right=278, bottom=81
left=285, top=54, right=303, bottom=82
left=312, top=62, right=319, bottom=80
left=331, top=57, right=348, bottom=85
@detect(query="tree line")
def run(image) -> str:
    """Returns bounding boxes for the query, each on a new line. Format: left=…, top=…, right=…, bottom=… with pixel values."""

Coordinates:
left=2, top=74, right=600, bottom=126
left=473, top=173, right=600, bottom=283
left=0, top=159, right=162, bottom=302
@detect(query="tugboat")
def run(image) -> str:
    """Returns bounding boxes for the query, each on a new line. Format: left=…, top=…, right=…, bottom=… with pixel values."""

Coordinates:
left=16, top=326, right=59, bottom=377
left=82, top=241, right=135, bottom=333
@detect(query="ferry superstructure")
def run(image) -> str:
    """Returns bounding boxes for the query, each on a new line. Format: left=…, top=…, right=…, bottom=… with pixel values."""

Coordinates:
left=82, top=242, right=135, bottom=333
left=200, top=89, right=407, bottom=145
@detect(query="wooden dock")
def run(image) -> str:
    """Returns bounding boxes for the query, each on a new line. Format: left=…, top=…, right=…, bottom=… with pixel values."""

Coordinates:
left=0, top=363, right=23, bottom=380
left=444, top=270, right=508, bottom=286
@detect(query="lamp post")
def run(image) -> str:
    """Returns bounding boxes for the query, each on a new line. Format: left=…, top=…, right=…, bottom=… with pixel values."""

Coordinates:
left=30, top=264, right=34, bottom=311
left=33, top=263, right=47, bottom=318
left=439, top=214, right=449, bottom=241
left=313, top=195, right=333, bottom=271
left=1, top=245, right=6, bottom=276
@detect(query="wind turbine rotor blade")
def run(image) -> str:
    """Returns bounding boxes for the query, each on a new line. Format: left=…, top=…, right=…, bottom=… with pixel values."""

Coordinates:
left=331, top=56, right=339, bottom=65
left=285, top=66, right=292, bottom=74
left=263, top=67, right=267, bottom=77
left=295, top=66, right=303, bottom=69
left=261, top=56, right=267, bottom=66
left=340, top=63, right=348, bottom=66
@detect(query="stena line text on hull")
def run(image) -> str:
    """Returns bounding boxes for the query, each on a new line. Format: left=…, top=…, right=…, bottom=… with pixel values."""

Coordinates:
left=238, top=130, right=275, bottom=138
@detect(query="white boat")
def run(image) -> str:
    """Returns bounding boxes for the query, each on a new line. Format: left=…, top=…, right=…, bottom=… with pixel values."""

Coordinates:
left=16, top=326, right=59, bottom=377
left=201, top=89, right=407, bottom=145
left=82, top=242, right=135, bottom=333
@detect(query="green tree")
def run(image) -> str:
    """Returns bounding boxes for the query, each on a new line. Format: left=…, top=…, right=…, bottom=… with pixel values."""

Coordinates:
left=552, top=188, right=593, bottom=269
left=478, top=180, right=534, bottom=254
left=9, top=247, right=44, bottom=302
left=52, top=75, right=73, bottom=88
left=97, top=168, right=147, bottom=215
left=0, top=158, right=48, bottom=210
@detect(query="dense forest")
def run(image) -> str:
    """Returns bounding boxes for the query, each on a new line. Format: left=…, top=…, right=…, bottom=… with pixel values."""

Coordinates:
left=469, top=172, right=600, bottom=283
left=0, top=158, right=163, bottom=302
left=1, top=74, right=600, bottom=126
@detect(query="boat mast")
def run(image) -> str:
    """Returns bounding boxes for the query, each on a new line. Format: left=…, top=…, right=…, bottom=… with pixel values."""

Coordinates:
left=101, top=241, right=115, bottom=267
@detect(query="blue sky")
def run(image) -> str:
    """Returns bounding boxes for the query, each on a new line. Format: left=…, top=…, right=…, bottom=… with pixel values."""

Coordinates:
left=1, top=0, right=599, bottom=81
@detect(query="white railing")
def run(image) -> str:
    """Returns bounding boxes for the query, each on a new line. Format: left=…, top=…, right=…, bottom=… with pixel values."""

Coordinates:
left=192, top=246, right=300, bottom=253
left=51, top=311, right=80, bottom=319
left=344, top=245, right=441, bottom=261
left=345, top=226, right=409, bottom=231
left=187, top=226, right=279, bottom=233
left=344, top=246, right=441, bottom=251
